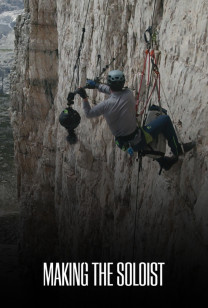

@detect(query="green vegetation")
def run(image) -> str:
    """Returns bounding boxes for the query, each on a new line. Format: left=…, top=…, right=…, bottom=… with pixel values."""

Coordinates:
left=0, top=49, right=13, bottom=52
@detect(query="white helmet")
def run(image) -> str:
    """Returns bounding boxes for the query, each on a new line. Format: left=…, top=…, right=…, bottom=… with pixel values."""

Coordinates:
left=107, top=70, right=125, bottom=89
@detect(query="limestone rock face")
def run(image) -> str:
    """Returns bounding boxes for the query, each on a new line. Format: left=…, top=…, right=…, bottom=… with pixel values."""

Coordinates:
left=0, top=0, right=23, bottom=93
left=11, top=0, right=208, bottom=292
left=11, top=0, right=58, bottom=263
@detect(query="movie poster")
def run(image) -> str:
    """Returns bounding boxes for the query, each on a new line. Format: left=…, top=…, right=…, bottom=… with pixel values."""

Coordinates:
left=0, top=0, right=207, bottom=306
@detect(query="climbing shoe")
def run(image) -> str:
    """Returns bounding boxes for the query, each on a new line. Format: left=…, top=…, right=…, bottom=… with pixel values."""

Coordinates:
left=156, top=155, right=179, bottom=174
left=178, top=141, right=196, bottom=155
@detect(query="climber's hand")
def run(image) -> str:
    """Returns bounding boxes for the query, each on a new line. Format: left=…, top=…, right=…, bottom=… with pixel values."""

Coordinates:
left=86, top=79, right=97, bottom=89
left=77, top=87, right=88, bottom=99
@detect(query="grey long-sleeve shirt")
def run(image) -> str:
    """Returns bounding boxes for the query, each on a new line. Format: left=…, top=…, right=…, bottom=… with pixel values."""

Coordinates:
left=83, top=84, right=137, bottom=137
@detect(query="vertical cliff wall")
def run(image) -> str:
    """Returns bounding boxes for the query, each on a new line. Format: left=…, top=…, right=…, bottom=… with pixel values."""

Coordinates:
left=11, top=0, right=208, bottom=299
left=11, top=0, right=58, bottom=264
left=0, top=1, right=24, bottom=94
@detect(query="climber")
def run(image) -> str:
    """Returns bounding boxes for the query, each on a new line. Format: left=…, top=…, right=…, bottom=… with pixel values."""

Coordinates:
left=77, top=70, right=195, bottom=171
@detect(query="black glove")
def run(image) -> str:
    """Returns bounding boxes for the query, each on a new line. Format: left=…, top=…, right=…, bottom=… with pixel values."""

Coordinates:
left=77, top=87, right=88, bottom=99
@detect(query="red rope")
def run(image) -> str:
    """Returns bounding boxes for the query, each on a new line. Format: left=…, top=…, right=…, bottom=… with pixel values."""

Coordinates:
left=158, top=73, right=160, bottom=102
left=136, top=48, right=161, bottom=117
left=140, top=76, right=158, bottom=115
left=147, top=51, right=151, bottom=86
left=136, top=49, right=149, bottom=112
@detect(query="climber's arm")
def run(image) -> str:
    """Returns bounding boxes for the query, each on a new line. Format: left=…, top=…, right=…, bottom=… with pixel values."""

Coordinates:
left=77, top=87, right=108, bottom=118
left=86, top=79, right=111, bottom=94
left=97, top=84, right=111, bottom=94
left=82, top=98, right=107, bottom=118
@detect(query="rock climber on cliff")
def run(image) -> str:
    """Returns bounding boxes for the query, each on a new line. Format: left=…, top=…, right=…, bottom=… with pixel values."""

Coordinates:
left=77, top=70, right=195, bottom=171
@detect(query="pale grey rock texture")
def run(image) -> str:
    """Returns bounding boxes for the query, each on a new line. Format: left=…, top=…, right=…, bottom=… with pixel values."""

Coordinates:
left=0, top=0, right=23, bottom=93
left=10, top=0, right=208, bottom=300
left=11, top=0, right=58, bottom=264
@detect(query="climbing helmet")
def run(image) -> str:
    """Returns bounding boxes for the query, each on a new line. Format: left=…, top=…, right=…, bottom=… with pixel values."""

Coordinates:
left=107, top=70, right=125, bottom=88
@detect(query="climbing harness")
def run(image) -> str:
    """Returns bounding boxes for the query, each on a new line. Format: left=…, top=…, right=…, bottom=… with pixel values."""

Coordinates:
left=115, top=127, right=140, bottom=152
left=135, top=27, right=166, bottom=161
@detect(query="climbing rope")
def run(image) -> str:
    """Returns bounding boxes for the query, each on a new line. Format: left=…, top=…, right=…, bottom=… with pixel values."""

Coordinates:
left=136, top=50, right=150, bottom=110
left=136, top=49, right=161, bottom=127
left=132, top=155, right=142, bottom=260
left=132, top=0, right=160, bottom=260
left=95, top=57, right=116, bottom=83
left=94, top=1, right=125, bottom=83
left=96, top=0, right=110, bottom=77
left=69, top=0, right=114, bottom=88
left=151, top=0, right=157, bottom=30
left=70, top=0, right=91, bottom=91
left=136, top=0, right=159, bottom=118
left=67, top=0, right=119, bottom=104
left=132, top=64, right=160, bottom=259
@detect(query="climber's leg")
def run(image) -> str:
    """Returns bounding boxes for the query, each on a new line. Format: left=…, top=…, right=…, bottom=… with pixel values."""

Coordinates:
left=143, top=115, right=180, bottom=156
